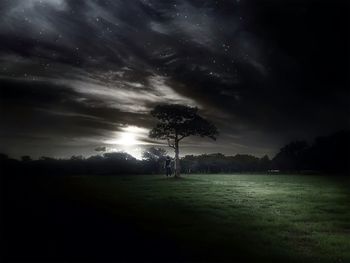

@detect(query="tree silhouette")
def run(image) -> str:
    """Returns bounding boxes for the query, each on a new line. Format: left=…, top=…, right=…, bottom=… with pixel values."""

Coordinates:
left=149, top=104, right=218, bottom=177
left=273, top=141, right=308, bottom=171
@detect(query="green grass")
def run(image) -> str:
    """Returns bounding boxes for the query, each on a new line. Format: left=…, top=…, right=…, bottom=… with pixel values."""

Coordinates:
left=54, top=174, right=350, bottom=262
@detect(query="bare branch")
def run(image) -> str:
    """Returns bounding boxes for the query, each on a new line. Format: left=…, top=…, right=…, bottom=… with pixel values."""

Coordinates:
left=178, top=135, right=188, bottom=141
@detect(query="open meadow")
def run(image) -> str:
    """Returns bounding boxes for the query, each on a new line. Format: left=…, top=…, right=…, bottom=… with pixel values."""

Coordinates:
left=2, top=174, right=350, bottom=262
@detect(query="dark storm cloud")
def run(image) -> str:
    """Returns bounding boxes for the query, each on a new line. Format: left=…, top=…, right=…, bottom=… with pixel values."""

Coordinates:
left=0, top=0, right=349, bottom=158
left=0, top=78, right=153, bottom=136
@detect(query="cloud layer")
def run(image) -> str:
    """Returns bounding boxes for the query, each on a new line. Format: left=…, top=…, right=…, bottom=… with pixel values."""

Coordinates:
left=0, top=0, right=349, bottom=158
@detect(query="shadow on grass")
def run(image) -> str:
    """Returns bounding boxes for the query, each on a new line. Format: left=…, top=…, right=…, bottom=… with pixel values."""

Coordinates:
left=62, top=175, right=318, bottom=262
left=2, top=174, right=349, bottom=262
left=1, top=174, right=193, bottom=263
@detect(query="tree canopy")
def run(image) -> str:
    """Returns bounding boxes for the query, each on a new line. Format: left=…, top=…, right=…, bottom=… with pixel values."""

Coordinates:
left=149, top=104, right=218, bottom=143
left=149, top=104, right=218, bottom=177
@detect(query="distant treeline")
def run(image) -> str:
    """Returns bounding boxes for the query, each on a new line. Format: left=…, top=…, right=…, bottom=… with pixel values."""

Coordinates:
left=0, top=131, right=349, bottom=176
left=272, top=130, right=349, bottom=174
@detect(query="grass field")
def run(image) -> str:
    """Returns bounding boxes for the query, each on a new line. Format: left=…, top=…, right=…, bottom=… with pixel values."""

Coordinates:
left=3, top=174, right=350, bottom=262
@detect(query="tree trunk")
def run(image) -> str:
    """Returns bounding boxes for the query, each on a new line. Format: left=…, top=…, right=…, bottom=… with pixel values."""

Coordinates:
left=174, top=139, right=180, bottom=177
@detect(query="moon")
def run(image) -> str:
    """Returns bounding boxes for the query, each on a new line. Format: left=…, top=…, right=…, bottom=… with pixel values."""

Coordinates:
left=118, top=132, right=138, bottom=146
left=104, top=126, right=148, bottom=146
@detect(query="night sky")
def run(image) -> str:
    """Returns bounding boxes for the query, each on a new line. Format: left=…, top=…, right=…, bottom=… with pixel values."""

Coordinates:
left=0, top=0, right=349, bottom=159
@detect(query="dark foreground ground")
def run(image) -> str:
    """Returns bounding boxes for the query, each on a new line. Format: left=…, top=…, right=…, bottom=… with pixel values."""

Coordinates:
left=1, top=174, right=350, bottom=262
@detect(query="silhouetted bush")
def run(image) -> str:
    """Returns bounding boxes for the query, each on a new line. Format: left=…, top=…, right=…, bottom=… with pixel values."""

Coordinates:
left=180, top=153, right=265, bottom=173
left=272, top=131, right=350, bottom=174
